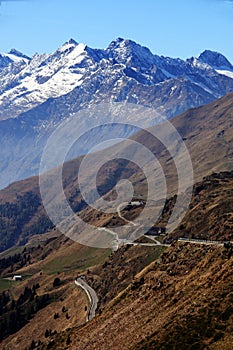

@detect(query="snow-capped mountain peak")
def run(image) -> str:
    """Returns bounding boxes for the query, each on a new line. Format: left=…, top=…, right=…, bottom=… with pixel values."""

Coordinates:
left=198, top=49, right=233, bottom=79
left=57, top=38, right=79, bottom=53
left=107, top=37, right=156, bottom=67
left=8, top=49, right=31, bottom=62
left=0, top=38, right=233, bottom=189
left=66, top=38, right=78, bottom=45
left=0, top=38, right=233, bottom=122
left=0, top=40, right=98, bottom=119
left=0, top=49, right=30, bottom=65
left=199, top=49, right=233, bottom=70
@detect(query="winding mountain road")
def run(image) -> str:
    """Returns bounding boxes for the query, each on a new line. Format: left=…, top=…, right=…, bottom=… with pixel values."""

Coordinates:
left=75, top=278, right=98, bottom=322
left=74, top=236, right=230, bottom=324
left=177, top=237, right=233, bottom=245
left=117, top=202, right=140, bottom=227
left=98, top=201, right=232, bottom=251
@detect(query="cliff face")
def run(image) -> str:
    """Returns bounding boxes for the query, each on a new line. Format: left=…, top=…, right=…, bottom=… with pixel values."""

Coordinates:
left=166, top=171, right=233, bottom=242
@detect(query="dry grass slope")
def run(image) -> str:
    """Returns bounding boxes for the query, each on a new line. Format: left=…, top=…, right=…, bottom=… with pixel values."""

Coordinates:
left=47, top=242, right=233, bottom=350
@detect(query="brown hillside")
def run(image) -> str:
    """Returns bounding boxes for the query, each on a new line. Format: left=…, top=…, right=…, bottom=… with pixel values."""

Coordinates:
left=168, top=171, right=233, bottom=241
left=46, top=242, right=233, bottom=350
left=130, top=92, right=233, bottom=195
left=0, top=236, right=165, bottom=349
left=0, top=167, right=232, bottom=348
left=0, top=93, right=233, bottom=251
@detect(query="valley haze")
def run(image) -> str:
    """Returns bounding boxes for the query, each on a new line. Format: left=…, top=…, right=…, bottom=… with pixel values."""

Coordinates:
left=0, top=38, right=233, bottom=189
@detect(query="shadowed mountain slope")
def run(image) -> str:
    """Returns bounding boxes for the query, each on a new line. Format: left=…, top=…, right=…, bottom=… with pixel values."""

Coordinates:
left=0, top=93, right=233, bottom=252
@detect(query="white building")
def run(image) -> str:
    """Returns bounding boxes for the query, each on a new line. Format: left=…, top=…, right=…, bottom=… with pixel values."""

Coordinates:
left=13, top=275, right=22, bottom=281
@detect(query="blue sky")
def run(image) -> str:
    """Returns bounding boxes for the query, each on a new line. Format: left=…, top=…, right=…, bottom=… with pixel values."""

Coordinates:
left=0, top=0, right=233, bottom=62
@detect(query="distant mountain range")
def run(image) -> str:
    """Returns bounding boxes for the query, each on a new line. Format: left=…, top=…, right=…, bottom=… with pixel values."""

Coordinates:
left=0, top=38, right=233, bottom=188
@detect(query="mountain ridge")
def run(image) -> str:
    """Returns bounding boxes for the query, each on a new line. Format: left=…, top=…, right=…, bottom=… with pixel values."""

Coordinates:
left=1, top=37, right=233, bottom=121
left=0, top=38, right=233, bottom=189
left=0, top=92, right=233, bottom=252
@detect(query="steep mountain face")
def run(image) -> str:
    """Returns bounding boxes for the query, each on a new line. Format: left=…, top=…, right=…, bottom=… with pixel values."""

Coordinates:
left=0, top=38, right=233, bottom=189
left=0, top=49, right=30, bottom=70
left=0, top=39, right=105, bottom=120
left=199, top=49, right=233, bottom=71
left=0, top=93, right=233, bottom=253
left=164, top=171, right=233, bottom=242
left=1, top=38, right=233, bottom=121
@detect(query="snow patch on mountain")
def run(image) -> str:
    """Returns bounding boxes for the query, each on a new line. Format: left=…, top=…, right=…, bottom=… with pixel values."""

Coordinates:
left=0, top=41, right=96, bottom=119
left=215, top=69, right=233, bottom=79
left=0, top=38, right=233, bottom=189
left=0, top=49, right=30, bottom=65
left=0, top=39, right=233, bottom=122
